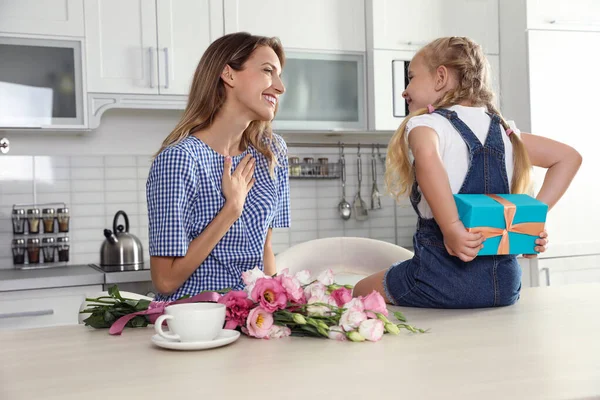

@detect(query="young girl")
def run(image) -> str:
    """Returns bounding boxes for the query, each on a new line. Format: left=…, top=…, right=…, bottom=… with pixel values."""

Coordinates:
left=146, top=32, right=290, bottom=301
left=354, top=37, right=582, bottom=308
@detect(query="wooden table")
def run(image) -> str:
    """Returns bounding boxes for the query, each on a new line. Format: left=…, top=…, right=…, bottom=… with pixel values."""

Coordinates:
left=1, top=284, right=599, bottom=400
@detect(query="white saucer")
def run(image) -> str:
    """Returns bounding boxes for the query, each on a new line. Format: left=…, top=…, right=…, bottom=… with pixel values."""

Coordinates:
left=151, top=329, right=240, bottom=351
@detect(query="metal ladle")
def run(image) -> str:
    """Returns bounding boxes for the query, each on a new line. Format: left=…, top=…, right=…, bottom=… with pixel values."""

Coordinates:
left=337, top=143, right=352, bottom=220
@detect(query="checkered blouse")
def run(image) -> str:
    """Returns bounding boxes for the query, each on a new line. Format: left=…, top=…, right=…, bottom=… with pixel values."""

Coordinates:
left=146, top=134, right=290, bottom=301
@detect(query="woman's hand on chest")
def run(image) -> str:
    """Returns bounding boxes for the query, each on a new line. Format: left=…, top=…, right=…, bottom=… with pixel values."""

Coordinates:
left=222, top=154, right=256, bottom=217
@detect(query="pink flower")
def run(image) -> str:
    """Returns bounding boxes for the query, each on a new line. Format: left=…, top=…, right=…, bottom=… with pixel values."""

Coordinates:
left=340, top=298, right=367, bottom=331
left=267, top=325, right=292, bottom=339
left=246, top=307, right=274, bottom=338
left=217, top=291, right=254, bottom=329
left=358, top=319, right=385, bottom=342
left=328, top=326, right=347, bottom=341
left=275, top=273, right=306, bottom=305
left=294, top=270, right=312, bottom=285
left=251, top=278, right=288, bottom=312
left=330, top=287, right=352, bottom=307
left=317, top=269, right=334, bottom=285
left=362, top=290, right=389, bottom=318
left=304, top=282, right=326, bottom=300
left=242, top=267, right=269, bottom=295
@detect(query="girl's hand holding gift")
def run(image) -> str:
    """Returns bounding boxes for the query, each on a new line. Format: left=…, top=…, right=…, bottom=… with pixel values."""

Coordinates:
left=441, top=220, right=485, bottom=262
left=523, top=230, right=549, bottom=259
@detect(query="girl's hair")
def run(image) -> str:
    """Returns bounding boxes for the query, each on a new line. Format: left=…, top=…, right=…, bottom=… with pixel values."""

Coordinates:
left=154, top=32, right=285, bottom=176
left=385, top=36, right=531, bottom=201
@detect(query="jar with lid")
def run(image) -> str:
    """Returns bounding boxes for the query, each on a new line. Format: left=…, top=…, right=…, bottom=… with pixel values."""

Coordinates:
left=12, top=208, right=26, bottom=234
left=57, top=236, right=70, bottom=262
left=288, top=156, right=301, bottom=177
left=42, top=208, right=56, bottom=234
left=27, top=208, right=41, bottom=234
left=12, top=239, right=26, bottom=265
left=27, top=238, right=41, bottom=264
left=318, top=158, right=329, bottom=176
left=302, top=157, right=315, bottom=176
left=42, top=237, right=56, bottom=263
left=57, top=207, right=70, bottom=233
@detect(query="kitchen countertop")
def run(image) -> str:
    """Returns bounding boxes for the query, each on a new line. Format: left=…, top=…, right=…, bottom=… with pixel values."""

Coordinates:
left=0, top=264, right=152, bottom=292
left=1, top=284, right=598, bottom=400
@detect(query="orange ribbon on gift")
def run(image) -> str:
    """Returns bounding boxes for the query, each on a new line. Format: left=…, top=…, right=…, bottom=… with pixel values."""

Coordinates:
left=467, top=194, right=545, bottom=255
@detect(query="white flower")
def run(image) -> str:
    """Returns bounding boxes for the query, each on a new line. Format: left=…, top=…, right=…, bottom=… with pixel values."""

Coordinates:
left=304, top=282, right=326, bottom=300
left=306, top=294, right=336, bottom=317
left=242, top=267, right=269, bottom=296
left=294, top=270, right=312, bottom=285
left=358, top=319, right=385, bottom=342
left=317, top=269, right=334, bottom=285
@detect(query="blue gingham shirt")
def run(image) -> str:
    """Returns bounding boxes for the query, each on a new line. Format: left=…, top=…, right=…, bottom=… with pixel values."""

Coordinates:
left=147, top=134, right=290, bottom=301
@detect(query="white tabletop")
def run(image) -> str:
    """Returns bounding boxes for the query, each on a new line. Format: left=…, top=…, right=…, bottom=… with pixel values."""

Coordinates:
left=1, top=284, right=599, bottom=400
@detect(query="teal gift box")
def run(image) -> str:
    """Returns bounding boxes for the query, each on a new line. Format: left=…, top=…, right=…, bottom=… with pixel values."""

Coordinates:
left=454, top=194, right=548, bottom=256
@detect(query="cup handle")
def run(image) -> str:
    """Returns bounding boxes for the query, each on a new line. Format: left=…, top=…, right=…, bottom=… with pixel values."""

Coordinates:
left=154, top=314, right=179, bottom=341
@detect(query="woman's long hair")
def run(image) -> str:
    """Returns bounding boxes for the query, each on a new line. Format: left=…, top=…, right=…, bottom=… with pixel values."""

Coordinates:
left=385, top=37, right=531, bottom=201
left=155, top=32, right=285, bottom=176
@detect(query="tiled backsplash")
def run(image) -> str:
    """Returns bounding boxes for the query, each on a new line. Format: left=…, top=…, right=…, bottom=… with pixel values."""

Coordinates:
left=0, top=148, right=416, bottom=270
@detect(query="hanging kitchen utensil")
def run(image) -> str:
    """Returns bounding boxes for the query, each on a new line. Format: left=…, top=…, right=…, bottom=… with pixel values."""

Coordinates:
left=337, top=143, right=352, bottom=220
left=371, top=145, right=382, bottom=210
left=353, top=144, right=369, bottom=221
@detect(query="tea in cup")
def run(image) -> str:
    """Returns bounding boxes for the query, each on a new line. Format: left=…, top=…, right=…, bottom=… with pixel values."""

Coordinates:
left=154, top=302, right=225, bottom=342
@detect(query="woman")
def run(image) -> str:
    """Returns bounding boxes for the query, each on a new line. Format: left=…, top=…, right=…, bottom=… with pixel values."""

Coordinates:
left=146, top=32, right=290, bottom=301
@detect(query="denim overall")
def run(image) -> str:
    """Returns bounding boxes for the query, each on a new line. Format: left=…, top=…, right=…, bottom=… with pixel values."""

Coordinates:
left=384, top=109, right=521, bottom=308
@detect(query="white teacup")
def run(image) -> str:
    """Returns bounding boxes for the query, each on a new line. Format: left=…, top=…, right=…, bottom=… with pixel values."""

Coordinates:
left=154, top=302, right=225, bottom=342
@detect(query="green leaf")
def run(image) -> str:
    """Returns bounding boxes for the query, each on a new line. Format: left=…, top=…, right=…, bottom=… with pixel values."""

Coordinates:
left=135, top=299, right=151, bottom=311
left=108, top=285, right=123, bottom=301
left=103, top=310, right=116, bottom=323
left=83, top=313, right=111, bottom=329
left=128, top=316, right=149, bottom=328
left=393, top=311, right=407, bottom=322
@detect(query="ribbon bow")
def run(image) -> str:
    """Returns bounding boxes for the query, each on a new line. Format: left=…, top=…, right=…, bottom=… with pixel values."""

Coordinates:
left=467, top=194, right=545, bottom=255
left=108, top=291, right=222, bottom=335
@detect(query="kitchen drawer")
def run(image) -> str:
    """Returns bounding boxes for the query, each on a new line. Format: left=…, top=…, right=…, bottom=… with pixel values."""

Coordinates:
left=0, top=285, right=102, bottom=330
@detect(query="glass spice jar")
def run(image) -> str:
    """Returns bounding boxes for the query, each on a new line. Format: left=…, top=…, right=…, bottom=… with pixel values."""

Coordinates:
left=57, top=207, right=70, bottom=233
left=302, top=157, right=315, bottom=176
left=27, top=237, right=41, bottom=264
left=57, top=236, right=70, bottom=262
left=27, top=208, right=41, bottom=234
left=318, top=158, right=329, bottom=176
left=12, top=238, right=26, bottom=265
left=42, top=208, right=56, bottom=234
left=12, top=208, right=26, bottom=234
left=42, top=237, right=56, bottom=263
left=288, top=156, right=301, bottom=176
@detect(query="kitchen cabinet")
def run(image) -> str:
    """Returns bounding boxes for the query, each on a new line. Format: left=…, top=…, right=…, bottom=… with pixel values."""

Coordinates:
left=533, top=255, right=600, bottom=287
left=0, top=285, right=102, bottom=330
left=0, top=0, right=84, bottom=37
left=85, top=0, right=223, bottom=95
left=367, top=0, right=499, bottom=54
left=223, top=0, right=365, bottom=52
left=526, top=0, right=600, bottom=32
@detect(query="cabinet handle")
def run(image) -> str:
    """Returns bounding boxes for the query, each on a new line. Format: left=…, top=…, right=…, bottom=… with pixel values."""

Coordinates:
left=163, top=48, right=170, bottom=89
left=549, top=19, right=600, bottom=26
left=0, top=309, right=54, bottom=319
left=402, top=40, right=428, bottom=46
left=149, top=47, right=155, bottom=88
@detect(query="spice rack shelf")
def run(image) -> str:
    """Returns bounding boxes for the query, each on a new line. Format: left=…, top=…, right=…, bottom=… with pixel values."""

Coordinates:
left=11, top=202, right=70, bottom=270
left=288, top=161, right=341, bottom=180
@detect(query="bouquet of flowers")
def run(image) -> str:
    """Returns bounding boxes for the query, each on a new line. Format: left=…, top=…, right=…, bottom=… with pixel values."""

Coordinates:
left=81, top=268, right=426, bottom=342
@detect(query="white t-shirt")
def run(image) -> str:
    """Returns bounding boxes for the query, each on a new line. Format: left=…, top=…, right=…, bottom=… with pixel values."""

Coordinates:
left=406, top=105, right=519, bottom=219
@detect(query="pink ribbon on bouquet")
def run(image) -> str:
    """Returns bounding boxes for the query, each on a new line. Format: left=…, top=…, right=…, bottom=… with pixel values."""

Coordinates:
left=108, top=291, right=222, bottom=335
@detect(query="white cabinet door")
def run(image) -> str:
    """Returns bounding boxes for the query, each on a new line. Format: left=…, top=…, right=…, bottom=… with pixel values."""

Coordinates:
left=526, top=0, right=600, bottom=31
left=85, top=0, right=159, bottom=94
left=536, top=255, right=600, bottom=287
left=369, top=0, right=499, bottom=54
left=0, top=285, right=103, bottom=330
left=156, top=0, right=223, bottom=95
left=0, top=0, right=84, bottom=37
left=224, top=0, right=365, bottom=52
